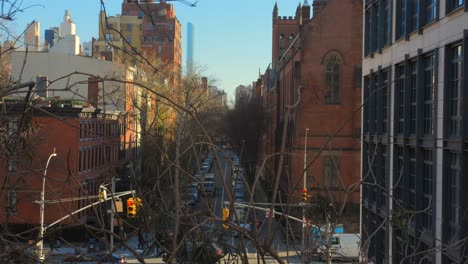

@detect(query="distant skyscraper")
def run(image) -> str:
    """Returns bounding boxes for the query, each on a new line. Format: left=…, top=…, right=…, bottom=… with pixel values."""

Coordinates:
left=24, top=21, right=40, bottom=51
left=44, top=27, right=59, bottom=48
left=186, top=22, right=194, bottom=75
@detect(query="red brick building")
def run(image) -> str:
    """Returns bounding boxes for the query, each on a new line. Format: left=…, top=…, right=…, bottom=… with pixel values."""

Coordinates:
left=0, top=65, right=140, bottom=229
left=0, top=103, right=140, bottom=227
left=256, top=0, right=362, bottom=205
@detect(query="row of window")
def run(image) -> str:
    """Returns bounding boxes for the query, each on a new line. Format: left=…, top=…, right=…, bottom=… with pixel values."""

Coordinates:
left=6, top=119, right=18, bottom=172
left=79, top=120, right=120, bottom=140
left=78, top=144, right=119, bottom=173
left=364, top=43, right=463, bottom=139
left=363, top=144, right=464, bottom=261
left=364, top=0, right=464, bottom=56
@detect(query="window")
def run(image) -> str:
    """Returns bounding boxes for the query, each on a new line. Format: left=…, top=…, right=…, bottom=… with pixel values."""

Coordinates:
left=408, top=148, right=416, bottom=211
left=393, top=146, right=404, bottom=205
left=323, top=51, right=342, bottom=104
left=362, top=143, right=369, bottom=201
left=105, top=33, right=113, bottom=41
left=126, top=24, right=132, bottom=31
left=364, top=0, right=394, bottom=53
left=370, top=1, right=379, bottom=53
left=323, top=155, right=340, bottom=188
left=373, top=73, right=378, bottom=130
left=79, top=150, right=83, bottom=173
left=382, top=69, right=390, bottom=134
left=363, top=76, right=370, bottom=134
left=409, top=60, right=417, bottom=135
left=137, top=11, right=143, bottom=19
left=445, top=152, right=461, bottom=241
left=364, top=7, right=371, bottom=55
left=6, top=190, right=17, bottom=215
left=7, top=119, right=18, bottom=172
left=395, top=64, right=405, bottom=134
left=396, top=0, right=407, bottom=39
left=379, top=145, right=388, bottom=209
left=422, top=149, right=433, bottom=230
left=423, top=53, right=435, bottom=136
left=410, top=0, right=419, bottom=31
left=126, top=36, right=132, bottom=44
left=426, top=0, right=437, bottom=23
left=448, top=44, right=463, bottom=138
left=447, top=0, right=464, bottom=13
left=383, top=0, right=391, bottom=46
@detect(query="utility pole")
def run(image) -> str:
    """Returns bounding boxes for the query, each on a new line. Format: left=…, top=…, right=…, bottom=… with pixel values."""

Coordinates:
left=110, top=176, right=115, bottom=251
left=302, top=128, right=309, bottom=263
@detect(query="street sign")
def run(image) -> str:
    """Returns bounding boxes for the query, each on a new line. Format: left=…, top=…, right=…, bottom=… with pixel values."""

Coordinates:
left=298, top=202, right=306, bottom=206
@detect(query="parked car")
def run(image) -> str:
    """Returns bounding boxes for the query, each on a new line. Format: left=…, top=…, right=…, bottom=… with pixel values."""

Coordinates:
left=203, top=181, right=216, bottom=196
left=235, top=188, right=245, bottom=201
left=63, top=253, right=127, bottom=263
left=232, top=223, right=252, bottom=237
left=188, top=187, right=199, bottom=201
left=201, top=163, right=210, bottom=173
left=194, top=173, right=203, bottom=182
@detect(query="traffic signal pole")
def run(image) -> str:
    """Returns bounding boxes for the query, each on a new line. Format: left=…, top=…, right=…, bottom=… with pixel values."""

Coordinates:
left=42, top=190, right=135, bottom=235
left=302, top=128, right=309, bottom=263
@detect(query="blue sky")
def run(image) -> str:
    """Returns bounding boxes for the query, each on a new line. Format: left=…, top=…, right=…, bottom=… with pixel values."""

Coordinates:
left=7, top=0, right=304, bottom=102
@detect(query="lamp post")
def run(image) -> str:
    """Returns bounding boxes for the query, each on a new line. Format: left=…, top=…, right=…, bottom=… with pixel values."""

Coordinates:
left=38, top=149, right=57, bottom=262
left=302, top=128, right=309, bottom=263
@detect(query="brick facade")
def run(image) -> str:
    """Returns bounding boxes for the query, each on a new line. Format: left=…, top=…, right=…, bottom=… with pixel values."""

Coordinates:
left=256, top=0, right=362, bottom=205
left=0, top=105, right=130, bottom=226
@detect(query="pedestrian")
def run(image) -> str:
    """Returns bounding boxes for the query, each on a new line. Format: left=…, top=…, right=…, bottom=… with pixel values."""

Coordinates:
left=137, top=229, right=144, bottom=250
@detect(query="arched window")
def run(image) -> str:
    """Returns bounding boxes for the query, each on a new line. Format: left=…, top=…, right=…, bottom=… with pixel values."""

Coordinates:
left=322, top=51, right=343, bottom=104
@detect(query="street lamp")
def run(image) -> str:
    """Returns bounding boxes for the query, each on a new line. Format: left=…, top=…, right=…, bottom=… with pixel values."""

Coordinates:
left=38, top=149, right=57, bottom=262
left=302, top=128, right=309, bottom=263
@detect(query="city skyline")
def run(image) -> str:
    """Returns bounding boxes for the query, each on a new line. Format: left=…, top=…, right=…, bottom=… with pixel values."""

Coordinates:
left=6, top=0, right=302, bottom=103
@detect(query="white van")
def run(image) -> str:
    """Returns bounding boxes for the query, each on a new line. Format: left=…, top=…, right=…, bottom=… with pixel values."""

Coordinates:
left=317, top=233, right=360, bottom=261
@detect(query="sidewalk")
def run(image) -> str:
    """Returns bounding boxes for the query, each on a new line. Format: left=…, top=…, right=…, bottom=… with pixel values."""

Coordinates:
left=45, top=232, right=142, bottom=257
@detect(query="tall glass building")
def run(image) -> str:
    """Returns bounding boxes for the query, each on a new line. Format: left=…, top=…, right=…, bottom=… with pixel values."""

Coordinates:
left=187, top=22, right=194, bottom=75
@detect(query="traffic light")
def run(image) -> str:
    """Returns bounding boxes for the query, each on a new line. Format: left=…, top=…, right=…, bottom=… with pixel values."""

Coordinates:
left=127, top=198, right=136, bottom=218
left=222, top=207, right=229, bottom=229
left=302, top=188, right=308, bottom=202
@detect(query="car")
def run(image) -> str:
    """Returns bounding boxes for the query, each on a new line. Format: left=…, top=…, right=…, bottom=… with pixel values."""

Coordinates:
left=194, top=173, right=203, bottom=182
left=203, top=173, right=215, bottom=183
left=63, top=253, right=127, bottom=263
left=188, top=187, right=199, bottom=201
left=232, top=223, right=252, bottom=237
left=235, top=189, right=245, bottom=201
left=189, top=181, right=199, bottom=189
left=315, top=234, right=360, bottom=261
left=200, top=163, right=210, bottom=173
left=210, top=243, right=225, bottom=258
